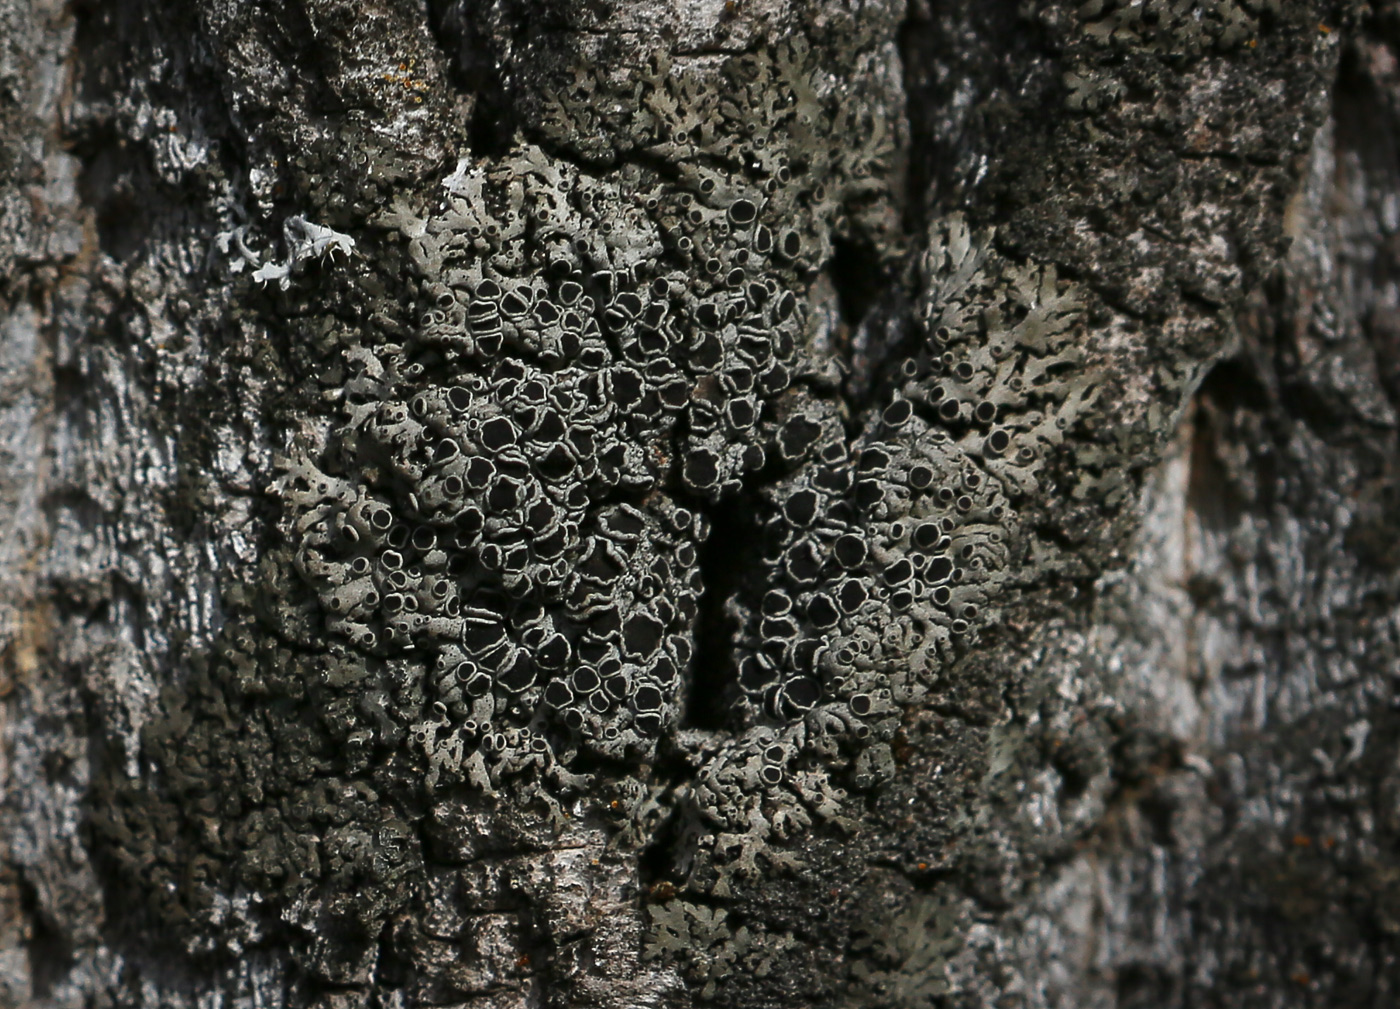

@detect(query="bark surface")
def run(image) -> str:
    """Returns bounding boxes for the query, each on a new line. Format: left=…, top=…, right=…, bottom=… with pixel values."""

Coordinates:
left=2, top=1, right=1396, bottom=1007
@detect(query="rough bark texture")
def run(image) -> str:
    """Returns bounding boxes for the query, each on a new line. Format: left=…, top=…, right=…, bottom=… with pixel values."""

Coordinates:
left=2, top=1, right=1396, bottom=1007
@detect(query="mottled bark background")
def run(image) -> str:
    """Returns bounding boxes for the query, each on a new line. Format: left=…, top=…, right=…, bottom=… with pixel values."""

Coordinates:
left=3, top=1, right=1399, bottom=1007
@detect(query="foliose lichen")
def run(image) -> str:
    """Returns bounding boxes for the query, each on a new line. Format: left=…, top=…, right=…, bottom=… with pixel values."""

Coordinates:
left=93, top=27, right=913, bottom=975
left=86, top=5, right=1136, bottom=999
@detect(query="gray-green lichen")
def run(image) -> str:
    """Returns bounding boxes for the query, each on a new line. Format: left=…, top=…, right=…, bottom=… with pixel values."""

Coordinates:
left=91, top=12, right=917, bottom=989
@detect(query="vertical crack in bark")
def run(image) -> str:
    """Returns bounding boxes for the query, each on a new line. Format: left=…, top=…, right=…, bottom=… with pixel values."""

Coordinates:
left=680, top=497, right=760, bottom=733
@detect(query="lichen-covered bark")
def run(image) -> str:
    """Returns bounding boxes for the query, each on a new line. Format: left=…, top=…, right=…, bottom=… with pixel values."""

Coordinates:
left=2, top=1, right=1393, bottom=1007
left=972, top=12, right=1400, bottom=1004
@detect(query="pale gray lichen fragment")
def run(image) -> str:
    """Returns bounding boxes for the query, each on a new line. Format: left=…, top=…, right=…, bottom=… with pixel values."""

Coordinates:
left=245, top=215, right=356, bottom=290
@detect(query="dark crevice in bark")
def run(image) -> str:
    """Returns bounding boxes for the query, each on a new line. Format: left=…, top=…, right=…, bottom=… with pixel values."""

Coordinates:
left=567, top=748, right=650, bottom=783
left=680, top=496, right=763, bottom=733
left=839, top=297, right=902, bottom=408
left=897, top=0, right=1031, bottom=226
left=432, top=2, right=666, bottom=169
left=1334, top=35, right=1400, bottom=411
left=18, top=878, right=73, bottom=1001
left=829, top=235, right=889, bottom=330
left=635, top=795, right=687, bottom=891
left=1198, top=357, right=1277, bottom=417
left=894, top=6, right=933, bottom=238
left=468, top=87, right=519, bottom=159
left=75, top=131, right=156, bottom=264
left=425, top=1, right=520, bottom=158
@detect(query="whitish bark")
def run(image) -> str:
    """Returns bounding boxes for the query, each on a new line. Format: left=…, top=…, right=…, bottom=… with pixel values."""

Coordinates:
left=2, top=1, right=1395, bottom=1007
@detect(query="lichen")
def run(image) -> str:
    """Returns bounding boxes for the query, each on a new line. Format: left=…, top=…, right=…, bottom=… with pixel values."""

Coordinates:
left=91, top=29, right=911, bottom=976
left=670, top=213, right=1100, bottom=897
left=644, top=899, right=796, bottom=1000
left=93, top=32, right=1108, bottom=970
left=1077, top=0, right=1279, bottom=53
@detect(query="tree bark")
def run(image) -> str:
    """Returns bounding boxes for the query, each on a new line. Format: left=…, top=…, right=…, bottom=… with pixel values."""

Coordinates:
left=2, top=1, right=1396, bottom=1007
